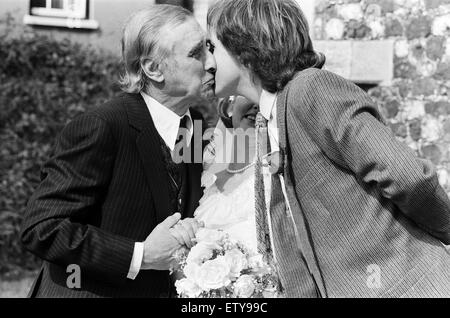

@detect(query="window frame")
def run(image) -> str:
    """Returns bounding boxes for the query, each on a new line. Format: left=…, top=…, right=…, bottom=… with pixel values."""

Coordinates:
left=23, top=0, right=99, bottom=30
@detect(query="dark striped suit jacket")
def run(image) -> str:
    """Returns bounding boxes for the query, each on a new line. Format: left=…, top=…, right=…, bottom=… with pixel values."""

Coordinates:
left=273, top=68, right=450, bottom=298
left=21, top=93, right=204, bottom=297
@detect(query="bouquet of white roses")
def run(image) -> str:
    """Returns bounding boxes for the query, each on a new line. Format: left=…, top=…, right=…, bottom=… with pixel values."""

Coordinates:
left=173, top=228, right=281, bottom=298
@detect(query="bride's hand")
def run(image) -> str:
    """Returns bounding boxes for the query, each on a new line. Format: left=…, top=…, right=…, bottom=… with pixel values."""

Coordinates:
left=169, top=218, right=204, bottom=248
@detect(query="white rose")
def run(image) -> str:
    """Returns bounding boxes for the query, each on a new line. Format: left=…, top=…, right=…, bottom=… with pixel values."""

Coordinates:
left=262, top=285, right=279, bottom=298
left=185, top=241, right=217, bottom=265
left=196, top=256, right=231, bottom=291
left=224, top=248, right=248, bottom=279
left=233, top=275, right=256, bottom=298
left=247, top=254, right=264, bottom=269
left=247, top=254, right=271, bottom=275
left=175, top=278, right=202, bottom=298
left=183, top=262, right=201, bottom=282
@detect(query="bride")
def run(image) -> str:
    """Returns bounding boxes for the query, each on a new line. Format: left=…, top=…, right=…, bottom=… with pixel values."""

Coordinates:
left=194, top=96, right=273, bottom=253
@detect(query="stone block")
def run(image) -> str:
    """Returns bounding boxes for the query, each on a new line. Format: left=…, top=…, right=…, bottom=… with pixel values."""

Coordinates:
left=315, top=40, right=394, bottom=85
left=351, top=40, right=394, bottom=85
left=314, top=40, right=352, bottom=79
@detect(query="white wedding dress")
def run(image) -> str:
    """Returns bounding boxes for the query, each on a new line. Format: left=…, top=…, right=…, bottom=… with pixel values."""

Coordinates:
left=194, top=120, right=272, bottom=252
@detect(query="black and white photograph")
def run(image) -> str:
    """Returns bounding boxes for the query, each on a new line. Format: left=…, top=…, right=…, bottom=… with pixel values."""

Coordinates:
left=0, top=0, right=449, bottom=301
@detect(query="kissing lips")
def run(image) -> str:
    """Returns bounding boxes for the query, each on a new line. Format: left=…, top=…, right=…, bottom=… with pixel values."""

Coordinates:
left=203, top=79, right=216, bottom=93
left=204, top=79, right=215, bottom=87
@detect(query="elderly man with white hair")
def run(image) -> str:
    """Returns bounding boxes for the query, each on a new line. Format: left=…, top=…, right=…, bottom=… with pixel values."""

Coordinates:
left=21, top=4, right=216, bottom=298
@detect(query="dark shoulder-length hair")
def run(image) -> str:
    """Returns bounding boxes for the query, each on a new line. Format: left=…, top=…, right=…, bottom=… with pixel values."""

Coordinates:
left=207, top=0, right=325, bottom=94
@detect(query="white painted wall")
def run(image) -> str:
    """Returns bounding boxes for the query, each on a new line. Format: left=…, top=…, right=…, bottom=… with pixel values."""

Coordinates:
left=0, top=0, right=158, bottom=54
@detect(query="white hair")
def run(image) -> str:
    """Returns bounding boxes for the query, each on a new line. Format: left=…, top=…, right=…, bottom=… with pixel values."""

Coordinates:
left=120, top=5, right=193, bottom=93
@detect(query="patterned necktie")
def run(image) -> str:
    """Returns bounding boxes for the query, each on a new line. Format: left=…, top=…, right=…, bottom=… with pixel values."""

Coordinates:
left=255, top=112, right=274, bottom=264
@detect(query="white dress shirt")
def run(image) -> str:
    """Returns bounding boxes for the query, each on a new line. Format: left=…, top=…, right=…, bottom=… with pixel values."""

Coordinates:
left=259, top=89, right=280, bottom=152
left=127, top=92, right=193, bottom=280
left=141, top=92, right=193, bottom=151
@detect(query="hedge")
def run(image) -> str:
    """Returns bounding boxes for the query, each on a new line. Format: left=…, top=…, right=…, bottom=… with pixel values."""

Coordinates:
left=0, top=15, right=123, bottom=274
left=0, top=15, right=218, bottom=275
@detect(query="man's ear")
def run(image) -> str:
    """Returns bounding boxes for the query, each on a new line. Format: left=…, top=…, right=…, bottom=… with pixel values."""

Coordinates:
left=141, top=59, right=164, bottom=83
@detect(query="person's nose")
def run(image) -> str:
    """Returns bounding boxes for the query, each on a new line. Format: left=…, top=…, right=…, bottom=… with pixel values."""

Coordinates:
left=205, top=50, right=217, bottom=75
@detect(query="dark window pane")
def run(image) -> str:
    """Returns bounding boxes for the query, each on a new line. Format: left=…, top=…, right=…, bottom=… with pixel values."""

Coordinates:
left=30, top=0, right=46, bottom=8
left=155, top=0, right=193, bottom=12
left=51, top=0, right=64, bottom=9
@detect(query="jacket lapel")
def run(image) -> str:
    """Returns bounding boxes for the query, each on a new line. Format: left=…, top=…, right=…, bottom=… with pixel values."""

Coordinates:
left=124, top=93, right=170, bottom=224
left=277, top=79, right=328, bottom=297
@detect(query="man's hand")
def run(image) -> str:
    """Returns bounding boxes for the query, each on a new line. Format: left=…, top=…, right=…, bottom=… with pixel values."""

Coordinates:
left=141, top=213, right=183, bottom=271
left=169, top=218, right=204, bottom=248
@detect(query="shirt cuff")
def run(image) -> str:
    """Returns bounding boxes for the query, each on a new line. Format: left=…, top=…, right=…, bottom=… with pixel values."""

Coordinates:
left=127, top=242, right=144, bottom=280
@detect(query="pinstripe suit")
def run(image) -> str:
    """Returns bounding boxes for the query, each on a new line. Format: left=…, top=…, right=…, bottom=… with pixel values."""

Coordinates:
left=21, top=93, right=204, bottom=297
left=272, top=68, right=450, bottom=298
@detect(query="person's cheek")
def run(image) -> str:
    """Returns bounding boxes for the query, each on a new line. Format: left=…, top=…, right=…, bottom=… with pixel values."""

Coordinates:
left=217, top=59, right=226, bottom=87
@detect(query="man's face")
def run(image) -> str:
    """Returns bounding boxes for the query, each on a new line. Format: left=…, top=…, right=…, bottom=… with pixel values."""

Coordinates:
left=160, top=18, right=216, bottom=101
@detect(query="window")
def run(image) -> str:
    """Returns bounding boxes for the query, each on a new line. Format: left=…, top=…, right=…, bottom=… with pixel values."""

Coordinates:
left=24, top=0, right=99, bottom=30
left=30, top=0, right=88, bottom=19
left=155, top=0, right=194, bottom=12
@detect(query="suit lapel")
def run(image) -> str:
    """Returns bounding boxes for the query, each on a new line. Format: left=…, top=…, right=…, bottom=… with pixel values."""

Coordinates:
left=124, top=93, right=170, bottom=224
left=276, top=79, right=328, bottom=297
